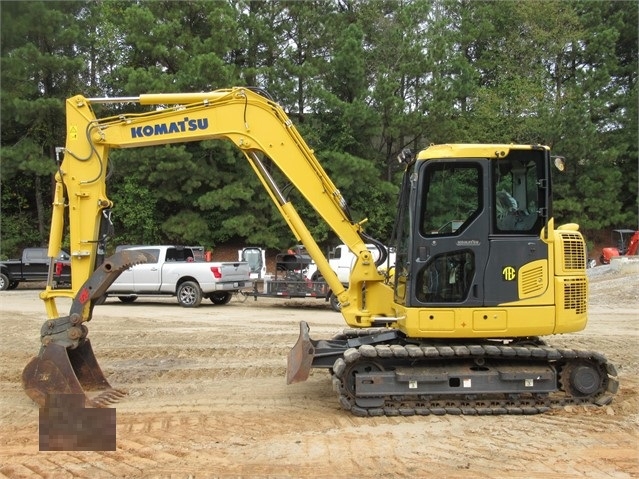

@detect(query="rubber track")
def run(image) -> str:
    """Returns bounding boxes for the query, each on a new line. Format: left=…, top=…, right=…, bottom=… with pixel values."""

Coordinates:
left=331, top=341, right=619, bottom=417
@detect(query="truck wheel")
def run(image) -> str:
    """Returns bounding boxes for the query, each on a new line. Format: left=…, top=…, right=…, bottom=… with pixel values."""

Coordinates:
left=177, top=281, right=202, bottom=307
left=8, top=281, right=19, bottom=290
left=0, top=273, right=9, bottom=291
left=118, top=296, right=137, bottom=303
left=210, top=292, right=232, bottom=305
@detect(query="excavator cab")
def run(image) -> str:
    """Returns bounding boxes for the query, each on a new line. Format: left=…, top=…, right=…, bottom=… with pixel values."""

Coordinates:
left=289, top=145, right=616, bottom=415
left=615, top=230, right=634, bottom=255
left=393, top=145, right=549, bottom=310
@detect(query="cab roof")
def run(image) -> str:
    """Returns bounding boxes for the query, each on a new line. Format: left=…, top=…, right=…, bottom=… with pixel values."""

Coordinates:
left=416, top=144, right=549, bottom=160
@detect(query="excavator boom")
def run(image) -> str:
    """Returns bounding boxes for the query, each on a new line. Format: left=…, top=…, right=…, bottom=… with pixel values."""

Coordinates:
left=42, top=88, right=391, bottom=324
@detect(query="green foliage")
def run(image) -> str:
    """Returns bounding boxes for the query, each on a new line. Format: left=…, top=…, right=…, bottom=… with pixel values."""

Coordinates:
left=0, top=212, right=41, bottom=260
left=109, top=176, right=159, bottom=246
left=1, top=0, right=637, bottom=257
left=161, top=210, right=211, bottom=245
left=319, top=150, right=399, bottom=242
left=1, top=1, right=91, bottom=256
left=0, top=174, right=44, bottom=258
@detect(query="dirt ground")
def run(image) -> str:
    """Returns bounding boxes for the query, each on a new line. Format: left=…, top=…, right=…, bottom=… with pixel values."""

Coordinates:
left=0, top=266, right=638, bottom=479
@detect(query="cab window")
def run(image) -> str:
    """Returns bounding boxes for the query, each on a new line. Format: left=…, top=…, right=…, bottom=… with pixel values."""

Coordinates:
left=494, top=157, right=541, bottom=233
left=416, top=250, right=475, bottom=303
left=420, top=163, right=481, bottom=236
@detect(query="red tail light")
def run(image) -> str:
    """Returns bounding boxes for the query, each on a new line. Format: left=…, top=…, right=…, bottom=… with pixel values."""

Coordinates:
left=210, top=266, right=222, bottom=279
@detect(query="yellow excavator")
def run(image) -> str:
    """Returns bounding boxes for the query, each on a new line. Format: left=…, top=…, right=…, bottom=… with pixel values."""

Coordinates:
left=22, top=87, right=618, bottom=415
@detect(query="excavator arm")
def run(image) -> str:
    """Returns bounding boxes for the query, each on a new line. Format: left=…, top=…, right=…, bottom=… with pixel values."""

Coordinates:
left=24, top=87, right=395, bottom=406
left=44, top=87, right=393, bottom=325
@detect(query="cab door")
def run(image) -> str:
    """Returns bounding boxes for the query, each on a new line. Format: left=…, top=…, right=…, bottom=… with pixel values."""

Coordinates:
left=132, top=248, right=162, bottom=292
left=108, top=248, right=160, bottom=293
left=408, top=160, right=490, bottom=307
left=484, top=150, right=549, bottom=305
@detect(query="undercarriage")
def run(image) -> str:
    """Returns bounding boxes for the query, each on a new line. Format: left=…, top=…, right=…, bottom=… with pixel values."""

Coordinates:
left=288, top=321, right=619, bottom=416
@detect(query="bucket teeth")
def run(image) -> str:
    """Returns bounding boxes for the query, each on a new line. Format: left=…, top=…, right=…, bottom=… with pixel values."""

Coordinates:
left=89, top=389, right=128, bottom=408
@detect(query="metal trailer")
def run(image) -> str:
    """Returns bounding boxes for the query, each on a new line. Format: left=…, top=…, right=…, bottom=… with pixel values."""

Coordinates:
left=244, top=252, right=336, bottom=308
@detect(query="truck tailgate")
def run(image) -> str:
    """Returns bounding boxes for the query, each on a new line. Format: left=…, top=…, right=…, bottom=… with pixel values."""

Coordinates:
left=215, top=262, right=250, bottom=282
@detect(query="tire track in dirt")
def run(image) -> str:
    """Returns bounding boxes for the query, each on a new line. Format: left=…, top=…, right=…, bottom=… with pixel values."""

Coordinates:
left=1, top=276, right=638, bottom=478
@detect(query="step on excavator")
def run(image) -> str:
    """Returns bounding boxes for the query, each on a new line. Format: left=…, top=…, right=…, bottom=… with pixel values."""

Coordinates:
left=23, top=87, right=618, bottom=415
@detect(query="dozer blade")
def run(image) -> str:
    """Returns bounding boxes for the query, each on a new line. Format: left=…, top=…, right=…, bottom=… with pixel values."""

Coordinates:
left=22, top=339, right=126, bottom=408
left=286, top=321, right=315, bottom=384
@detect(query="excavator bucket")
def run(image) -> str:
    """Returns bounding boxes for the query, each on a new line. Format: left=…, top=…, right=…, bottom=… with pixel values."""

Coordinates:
left=22, top=250, right=152, bottom=408
left=22, top=340, right=125, bottom=408
left=286, top=321, right=315, bottom=384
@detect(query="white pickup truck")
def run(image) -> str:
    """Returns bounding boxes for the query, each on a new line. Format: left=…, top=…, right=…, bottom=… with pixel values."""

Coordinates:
left=106, top=245, right=250, bottom=307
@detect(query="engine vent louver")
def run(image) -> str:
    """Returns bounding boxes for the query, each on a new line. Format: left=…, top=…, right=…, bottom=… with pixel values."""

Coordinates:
left=560, top=232, right=586, bottom=271
left=563, top=278, right=587, bottom=315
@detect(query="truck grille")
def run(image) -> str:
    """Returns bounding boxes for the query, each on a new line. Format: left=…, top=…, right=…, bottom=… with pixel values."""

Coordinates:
left=563, top=278, right=587, bottom=315
left=560, top=232, right=586, bottom=271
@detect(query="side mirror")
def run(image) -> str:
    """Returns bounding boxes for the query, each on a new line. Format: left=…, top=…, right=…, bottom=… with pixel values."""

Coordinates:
left=397, top=148, right=414, bottom=165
